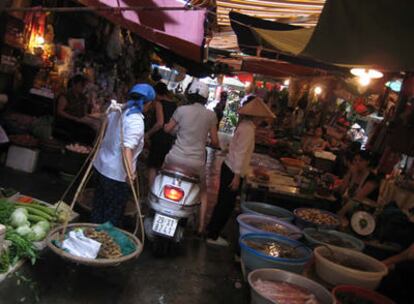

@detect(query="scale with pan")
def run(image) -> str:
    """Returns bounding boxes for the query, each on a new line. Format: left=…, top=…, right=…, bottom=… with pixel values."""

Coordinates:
left=351, top=211, right=376, bottom=236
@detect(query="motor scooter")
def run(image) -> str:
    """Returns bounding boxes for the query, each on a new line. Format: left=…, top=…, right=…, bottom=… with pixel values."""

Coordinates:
left=145, top=163, right=200, bottom=256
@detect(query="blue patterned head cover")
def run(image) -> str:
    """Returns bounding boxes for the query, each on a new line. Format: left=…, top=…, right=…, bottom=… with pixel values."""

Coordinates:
left=126, top=84, right=156, bottom=115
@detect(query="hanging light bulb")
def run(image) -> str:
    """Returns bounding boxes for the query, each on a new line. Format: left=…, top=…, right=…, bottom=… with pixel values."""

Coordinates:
left=358, top=75, right=371, bottom=86
left=34, top=35, right=45, bottom=45
left=351, top=68, right=383, bottom=79
left=314, top=86, right=322, bottom=95
left=284, top=79, right=290, bottom=86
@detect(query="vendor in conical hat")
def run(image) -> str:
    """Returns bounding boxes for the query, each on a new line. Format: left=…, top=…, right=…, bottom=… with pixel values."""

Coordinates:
left=206, top=97, right=274, bottom=246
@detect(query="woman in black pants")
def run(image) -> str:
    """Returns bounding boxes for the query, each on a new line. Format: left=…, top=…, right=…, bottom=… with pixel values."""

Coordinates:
left=206, top=97, right=275, bottom=246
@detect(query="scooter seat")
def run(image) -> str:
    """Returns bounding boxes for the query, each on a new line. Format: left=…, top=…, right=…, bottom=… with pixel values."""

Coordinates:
left=162, top=164, right=200, bottom=179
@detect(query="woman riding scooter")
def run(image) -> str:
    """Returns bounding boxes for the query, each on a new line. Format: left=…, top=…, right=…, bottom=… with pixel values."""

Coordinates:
left=163, top=79, right=219, bottom=233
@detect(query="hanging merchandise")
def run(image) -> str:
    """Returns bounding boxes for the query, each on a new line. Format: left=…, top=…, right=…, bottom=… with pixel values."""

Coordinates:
left=24, top=10, right=47, bottom=57
left=106, top=25, right=123, bottom=60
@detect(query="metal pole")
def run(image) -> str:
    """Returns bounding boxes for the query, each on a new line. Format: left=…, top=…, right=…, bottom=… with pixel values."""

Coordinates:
left=0, top=6, right=200, bottom=13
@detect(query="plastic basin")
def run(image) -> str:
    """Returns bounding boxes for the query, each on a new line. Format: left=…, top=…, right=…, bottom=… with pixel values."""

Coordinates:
left=240, top=233, right=312, bottom=276
left=303, top=228, right=365, bottom=251
left=294, top=208, right=340, bottom=230
left=248, top=268, right=334, bottom=304
left=333, top=285, right=395, bottom=304
left=241, top=201, right=294, bottom=222
left=314, top=246, right=388, bottom=290
left=237, top=214, right=302, bottom=240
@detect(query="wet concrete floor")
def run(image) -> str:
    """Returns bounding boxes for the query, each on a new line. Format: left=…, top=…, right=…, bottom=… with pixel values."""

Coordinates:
left=0, top=149, right=248, bottom=304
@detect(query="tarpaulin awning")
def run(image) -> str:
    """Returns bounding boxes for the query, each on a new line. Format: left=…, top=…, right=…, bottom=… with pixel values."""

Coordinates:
left=249, top=0, right=414, bottom=72
left=229, top=11, right=342, bottom=72
left=77, top=0, right=206, bottom=62
left=241, top=58, right=326, bottom=78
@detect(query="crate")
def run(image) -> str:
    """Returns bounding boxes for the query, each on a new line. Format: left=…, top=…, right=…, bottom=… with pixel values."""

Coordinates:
left=6, top=145, right=39, bottom=173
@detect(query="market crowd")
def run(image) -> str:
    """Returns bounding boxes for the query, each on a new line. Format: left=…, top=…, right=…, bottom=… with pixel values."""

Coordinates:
left=48, top=74, right=414, bottom=303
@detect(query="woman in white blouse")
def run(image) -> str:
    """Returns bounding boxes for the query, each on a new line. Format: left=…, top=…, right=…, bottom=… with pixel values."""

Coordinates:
left=92, top=84, right=155, bottom=226
left=206, top=97, right=275, bottom=246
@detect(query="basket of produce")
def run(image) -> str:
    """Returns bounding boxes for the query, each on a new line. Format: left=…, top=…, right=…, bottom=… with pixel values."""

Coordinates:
left=0, top=198, right=71, bottom=243
left=46, top=222, right=142, bottom=267
left=0, top=198, right=76, bottom=274
left=248, top=268, right=333, bottom=304
left=77, top=188, right=137, bottom=217
left=303, top=228, right=365, bottom=251
left=65, top=143, right=92, bottom=155
left=241, top=201, right=294, bottom=222
left=280, top=157, right=305, bottom=168
left=237, top=214, right=302, bottom=240
left=313, top=246, right=388, bottom=290
left=294, top=208, right=340, bottom=230
left=9, top=134, right=39, bottom=148
left=240, top=233, right=312, bottom=276
left=333, top=285, right=395, bottom=304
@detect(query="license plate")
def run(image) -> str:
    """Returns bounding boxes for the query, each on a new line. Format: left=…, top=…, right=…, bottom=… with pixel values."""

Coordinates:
left=152, top=214, right=178, bottom=237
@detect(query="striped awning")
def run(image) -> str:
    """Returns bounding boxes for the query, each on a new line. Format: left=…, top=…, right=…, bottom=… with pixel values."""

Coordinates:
left=216, top=0, right=324, bottom=28
left=211, top=0, right=325, bottom=50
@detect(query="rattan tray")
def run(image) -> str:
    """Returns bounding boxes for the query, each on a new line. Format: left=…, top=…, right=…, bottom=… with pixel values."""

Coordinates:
left=46, top=223, right=142, bottom=267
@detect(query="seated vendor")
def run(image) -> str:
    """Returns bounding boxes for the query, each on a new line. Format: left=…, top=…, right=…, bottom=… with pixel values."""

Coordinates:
left=336, top=150, right=383, bottom=223
left=55, top=75, right=96, bottom=144
left=379, top=243, right=414, bottom=304
left=302, top=126, right=328, bottom=154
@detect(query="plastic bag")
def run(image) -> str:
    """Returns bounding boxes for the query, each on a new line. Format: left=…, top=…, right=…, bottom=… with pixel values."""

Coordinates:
left=62, top=230, right=101, bottom=259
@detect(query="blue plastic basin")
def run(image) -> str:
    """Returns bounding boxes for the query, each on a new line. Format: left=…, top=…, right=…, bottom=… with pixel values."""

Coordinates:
left=241, top=201, right=294, bottom=222
left=240, top=233, right=312, bottom=276
left=237, top=214, right=302, bottom=240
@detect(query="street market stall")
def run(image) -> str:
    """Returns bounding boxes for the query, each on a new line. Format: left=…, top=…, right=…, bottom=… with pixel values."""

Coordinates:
left=0, top=189, right=78, bottom=282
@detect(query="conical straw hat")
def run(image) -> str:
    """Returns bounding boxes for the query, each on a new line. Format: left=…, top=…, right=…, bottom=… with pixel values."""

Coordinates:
left=238, top=97, right=275, bottom=118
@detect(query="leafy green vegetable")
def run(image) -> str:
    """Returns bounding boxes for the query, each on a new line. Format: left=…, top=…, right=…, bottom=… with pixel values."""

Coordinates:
left=14, top=204, right=55, bottom=222
left=0, top=250, right=10, bottom=273
left=16, top=225, right=32, bottom=237
left=0, top=199, right=15, bottom=225
left=5, top=228, right=37, bottom=265
left=10, top=209, right=29, bottom=228
left=36, top=221, right=50, bottom=231
left=29, top=224, right=47, bottom=241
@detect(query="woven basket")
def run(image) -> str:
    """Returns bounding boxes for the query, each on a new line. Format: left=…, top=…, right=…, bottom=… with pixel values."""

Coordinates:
left=46, top=223, right=143, bottom=267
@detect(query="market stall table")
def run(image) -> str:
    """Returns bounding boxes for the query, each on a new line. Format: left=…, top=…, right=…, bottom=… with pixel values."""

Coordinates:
left=244, top=155, right=338, bottom=212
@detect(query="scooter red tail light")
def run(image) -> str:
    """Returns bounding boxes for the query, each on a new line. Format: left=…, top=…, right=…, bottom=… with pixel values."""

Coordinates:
left=163, top=185, right=185, bottom=202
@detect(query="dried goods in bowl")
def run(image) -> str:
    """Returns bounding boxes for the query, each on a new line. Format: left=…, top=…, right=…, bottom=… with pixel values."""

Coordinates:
left=237, top=214, right=302, bottom=239
left=294, top=208, right=340, bottom=229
